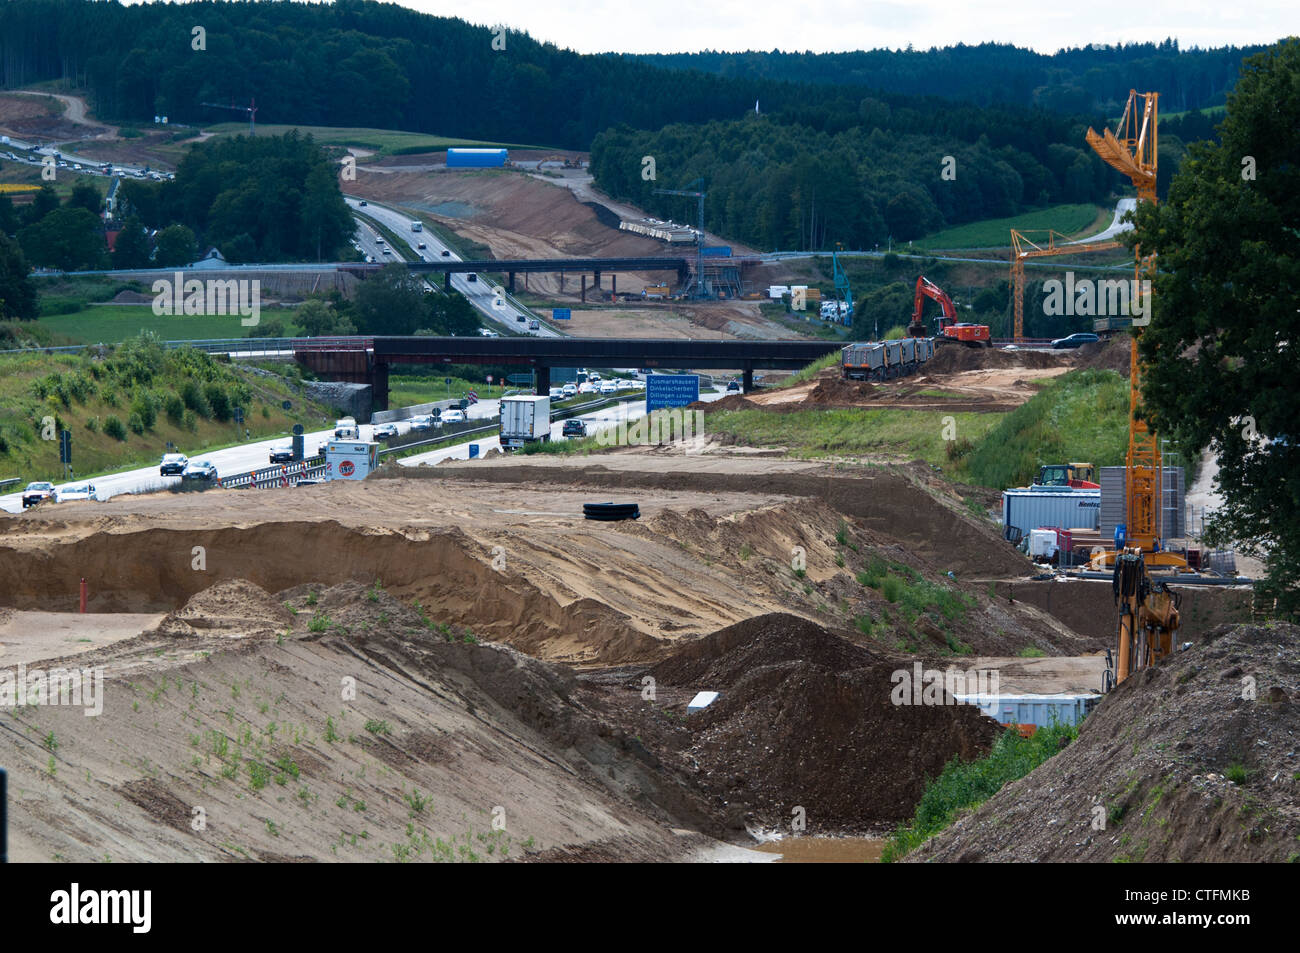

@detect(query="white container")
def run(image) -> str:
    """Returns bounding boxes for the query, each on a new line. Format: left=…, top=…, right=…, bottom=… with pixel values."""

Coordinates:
left=1028, top=528, right=1059, bottom=559
left=1002, top=487, right=1101, bottom=541
left=325, top=441, right=378, bottom=480
left=952, top=692, right=1099, bottom=730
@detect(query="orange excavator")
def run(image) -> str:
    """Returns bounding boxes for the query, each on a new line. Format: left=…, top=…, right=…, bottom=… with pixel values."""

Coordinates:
left=907, top=275, right=991, bottom=347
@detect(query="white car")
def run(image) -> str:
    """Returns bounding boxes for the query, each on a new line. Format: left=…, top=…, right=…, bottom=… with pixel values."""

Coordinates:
left=599, top=381, right=618, bottom=394
left=549, top=387, right=564, bottom=399
left=56, top=483, right=98, bottom=503
left=21, top=481, right=55, bottom=508
left=160, top=452, right=189, bottom=475
left=442, top=409, right=466, bottom=423
left=408, top=414, right=437, bottom=432
left=373, top=423, right=399, bottom=439
left=561, top=384, right=577, bottom=397
left=578, top=382, right=597, bottom=394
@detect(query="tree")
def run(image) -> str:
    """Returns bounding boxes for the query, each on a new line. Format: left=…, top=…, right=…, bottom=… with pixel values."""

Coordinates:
left=353, top=264, right=431, bottom=335
left=293, top=298, right=355, bottom=337
left=153, top=224, right=197, bottom=267
left=17, top=207, right=107, bottom=271
left=1129, top=39, right=1300, bottom=614
left=0, top=194, right=18, bottom=236
left=21, top=184, right=59, bottom=226
left=112, top=216, right=151, bottom=269
left=0, top=233, right=38, bottom=320
left=67, top=181, right=103, bottom=216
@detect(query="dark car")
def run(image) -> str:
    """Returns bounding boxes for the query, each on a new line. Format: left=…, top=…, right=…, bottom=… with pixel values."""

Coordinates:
left=181, top=460, right=219, bottom=482
left=359, top=200, right=367, bottom=207
left=441, top=249, right=450, bottom=257
left=269, top=444, right=296, bottom=464
left=467, top=273, right=477, bottom=282
left=726, top=380, right=741, bottom=392
left=562, top=419, right=588, bottom=438
left=1051, top=332, right=1100, bottom=350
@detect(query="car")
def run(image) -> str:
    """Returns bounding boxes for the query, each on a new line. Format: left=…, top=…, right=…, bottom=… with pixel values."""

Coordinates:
left=562, top=419, right=588, bottom=438
left=441, top=249, right=450, bottom=257
left=294, top=478, right=323, bottom=487
left=21, top=481, right=55, bottom=508
left=382, top=248, right=393, bottom=256
left=528, top=319, right=540, bottom=331
left=375, top=238, right=384, bottom=245
left=478, top=328, right=500, bottom=337
left=373, top=423, right=399, bottom=439
left=182, top=460, right=219, bottom=482
left=1051, top=332, right=1100, bottom=350
left=365, top=255, right=375, bottom=263
left=467, top=273, right=477, bottom=282
left=409, top=414, right=436, bottom=432
left=515, top=314, right=526, bottom=323
left=589, top=373, right=602, bottom=382
left=56, top=483, right=97, bottom=503
left=549, top=387, right=564, bottom=399
left=359, top=200, right=368, bottom=206
left=578, top=382, right=597, bottom=394
left=561, top=384, right=578, bottom=397
left=442, top=409, right=466, bottom=424
left=268, top=444, right=295, bottom=463
left=726, top=380, right=742, bottom=392
left=599, top=381, right=618, bottom=394
left=417, top=242, right=427, bottom=250
left=160, top=452, right=189, bottom=475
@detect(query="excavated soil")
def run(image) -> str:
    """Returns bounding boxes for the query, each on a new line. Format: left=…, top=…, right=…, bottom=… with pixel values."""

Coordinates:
left=907, top=622, right=1300, bottom=862
left=634, top=613, right=1003, bottom=830
left=1075, top=333, right=1132, bottom=376
left=924, top=345, right=1070, bottom=375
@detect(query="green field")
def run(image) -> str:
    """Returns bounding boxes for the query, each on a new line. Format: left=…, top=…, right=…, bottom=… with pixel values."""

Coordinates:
left=913, top=204, right=1108, bottom=250
left=32, top=305, right=299, bottom=344
left=201, top=123, right=534, bottom=155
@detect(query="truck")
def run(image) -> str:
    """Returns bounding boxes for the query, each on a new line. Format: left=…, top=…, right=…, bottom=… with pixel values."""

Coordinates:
left=333, top=417, right=360, bottom=440
left=499, top=395, right=550, bottom=450
left=410, top=221, right=422, bottom=232
left=642, top=284, right=670, bottom=300
left=325, top=440, right=379, bottom=481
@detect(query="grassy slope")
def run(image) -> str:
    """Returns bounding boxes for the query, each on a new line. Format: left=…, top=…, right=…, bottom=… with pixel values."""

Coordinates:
left=913, top=203, right=1106, bottom=250
left=201, top=123, right=533, bottom=155
left=33, top=305, right=302, bottom=343
left=0, top=346, right=335, bottom=482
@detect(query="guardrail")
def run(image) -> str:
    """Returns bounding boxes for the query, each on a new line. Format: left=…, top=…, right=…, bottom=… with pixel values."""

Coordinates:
left=217, top=457, right=327, bottom=490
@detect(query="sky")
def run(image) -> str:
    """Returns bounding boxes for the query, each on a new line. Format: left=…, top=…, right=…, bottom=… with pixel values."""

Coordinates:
left=399, top=0, right=1298, bottom=55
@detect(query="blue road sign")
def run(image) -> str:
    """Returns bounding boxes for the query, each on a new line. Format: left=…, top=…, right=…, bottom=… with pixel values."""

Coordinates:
left=552, top=308, right=571, bottom=320
left=646, top=374, right=700, bottom=412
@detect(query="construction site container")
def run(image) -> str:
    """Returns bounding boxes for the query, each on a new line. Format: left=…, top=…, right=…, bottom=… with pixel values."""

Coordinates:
left=899, top=337, right=916, bottom=363
left=1099, top=465, right=1185, bottom=541
left=446, top=148, right=508, bottom=168
left=1002, top=487, right=1100, bottom=542
left=882, top=340, right=903, bottom=369
left=700, top=246, right=732, bottom=258
left=952, top=692, right=1100, bottom=731
left=842, top=342, right=885, bottom=379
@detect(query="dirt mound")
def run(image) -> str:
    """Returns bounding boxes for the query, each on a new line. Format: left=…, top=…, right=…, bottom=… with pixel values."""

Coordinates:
left=154, top=579, right=292, bottom=639
left=907, top=622, right=1300, bottom=862
left=110, top=289, right=155, bottom=305
left=925, top=344, right=1069, bottom=375
left=1075, top=333, right=1132, bottom=376
left=646, top=613, right=1002, bottom=829
left=689, top=392, right=757, bottom=412
left=807, top=377, right=877, bottom=404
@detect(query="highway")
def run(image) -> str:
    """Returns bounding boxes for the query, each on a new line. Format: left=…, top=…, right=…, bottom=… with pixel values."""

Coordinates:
left=0, top=386, right=723, bottom=513
left=345, top=198, right=558, bottom=338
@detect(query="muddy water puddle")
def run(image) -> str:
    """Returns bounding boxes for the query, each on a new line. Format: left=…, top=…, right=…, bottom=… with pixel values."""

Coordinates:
left=752, top=837, right=884, bottom=863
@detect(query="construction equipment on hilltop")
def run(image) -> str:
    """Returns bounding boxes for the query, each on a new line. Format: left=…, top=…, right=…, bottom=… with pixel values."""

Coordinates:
left=1009, top=230, right=1122, bottom=343
left=830, top=249, right=854, bottom=324
left=1106, top=549, right=1181, bottom=691
left=1035, top=463, right=1100, bottom=489
left=654, top=180, right=707, bottom=299
left=907, top=275, right=990, bottom=347
left=1084, top=90, right=1184, bottom=571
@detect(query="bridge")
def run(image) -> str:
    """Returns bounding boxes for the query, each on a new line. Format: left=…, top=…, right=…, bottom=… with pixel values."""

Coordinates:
left=400, top=256, right=691, bottom=299
left=295, top=336, right=843, bottom=409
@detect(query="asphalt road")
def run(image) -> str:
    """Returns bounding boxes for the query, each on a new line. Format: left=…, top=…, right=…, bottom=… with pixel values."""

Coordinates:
left=345, top=197, right=558, bottom=338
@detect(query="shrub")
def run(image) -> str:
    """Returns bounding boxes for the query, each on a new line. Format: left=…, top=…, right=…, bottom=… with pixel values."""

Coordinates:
left=164, top=393, right=185, bottom=425
left=180, top=380, right=210, bottom=418
left=84, top=416, right=98, bottom=432
left=103, top=415, right=127, bottom=441
left=204, top=383, right=231, bottom=422
left=127, top=411, right=144, bottom=435
left=131, top=393, right=157, bottom=430
left=182, top=409, right=198, bottom=432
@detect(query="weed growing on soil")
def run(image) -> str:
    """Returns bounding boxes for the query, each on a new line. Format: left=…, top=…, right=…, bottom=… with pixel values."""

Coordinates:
left=365, top=719, right=392, bottom=736
left=882, top=722, right=1079, bottom=861
left=308, top=612, right=331, bottom=633
left=324, top=717, right=340, bottom=743
left=1018, top=646, right=1047, bottom=658
left=1227, top=763, right=1248, bottom=784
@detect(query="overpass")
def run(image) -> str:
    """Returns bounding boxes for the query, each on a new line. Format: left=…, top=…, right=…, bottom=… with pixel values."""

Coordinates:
left=402, top=256, right=691, bottom=300
left=295, top=336, right=843, bottom=409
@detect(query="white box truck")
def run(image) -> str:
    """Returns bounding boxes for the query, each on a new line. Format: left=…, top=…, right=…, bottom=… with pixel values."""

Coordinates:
left=500, top=395, right=550, bottom=450
left=334, top=417, right=359, bottom=440
left=325, top=441, right=378, bottom=480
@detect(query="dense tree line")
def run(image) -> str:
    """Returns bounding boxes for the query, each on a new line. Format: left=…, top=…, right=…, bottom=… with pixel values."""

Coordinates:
left=0, top=0, right=1222, bottom=154
left=592, top=116, right=1113, bottom=249
left=116, top=131, right=354, bottom=263
left=634, top=41, right=1262, bottom=117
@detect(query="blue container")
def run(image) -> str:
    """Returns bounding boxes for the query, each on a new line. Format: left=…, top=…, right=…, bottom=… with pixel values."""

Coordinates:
left=700, top=246, right=732, bottom=258
left=469, top=444, right=480, bottom=459
left=447, top=148, right=507, bottom=168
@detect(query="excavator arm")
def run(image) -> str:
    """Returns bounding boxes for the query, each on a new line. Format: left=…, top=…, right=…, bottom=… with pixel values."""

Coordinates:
left=908, top=276, right=956, bottom=337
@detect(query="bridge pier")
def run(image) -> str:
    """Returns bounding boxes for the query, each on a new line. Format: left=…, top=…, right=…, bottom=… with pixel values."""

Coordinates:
left=559, top=271, right=564, bottom=293
left=612, top=274, right=617, bottom=299
left=444, top=271, right=451, bottom=292
left=580, top=274, right=587, bottom=303
left=535, top=365, right=551, bottom=395
left=373, top=361, right=390, bottom=411
left=743, top=363, right=754, bottom=392
left=508, top=272, right=516, bottom=293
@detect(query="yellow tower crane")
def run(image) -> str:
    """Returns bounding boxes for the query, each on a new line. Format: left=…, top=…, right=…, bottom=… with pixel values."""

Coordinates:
left=1009, top=230, right=1122, bottom=343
